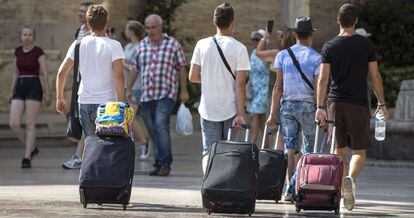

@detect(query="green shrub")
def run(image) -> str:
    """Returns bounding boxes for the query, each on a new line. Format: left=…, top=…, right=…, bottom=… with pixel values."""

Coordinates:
left=376, top=67, right=414, bottom=107
left=359, top=0, right=414, bottom=68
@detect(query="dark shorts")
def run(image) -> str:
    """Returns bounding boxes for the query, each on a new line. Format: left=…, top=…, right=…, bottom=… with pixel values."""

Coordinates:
left=12, top=77, right=43, bottom=102
left=327, top=101, right=371, bottom=150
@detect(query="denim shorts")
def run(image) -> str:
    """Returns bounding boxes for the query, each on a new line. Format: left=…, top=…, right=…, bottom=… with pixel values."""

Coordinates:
left=280, top=100, right=316, bottom=154
left=78, top=104, right=100, bottom=137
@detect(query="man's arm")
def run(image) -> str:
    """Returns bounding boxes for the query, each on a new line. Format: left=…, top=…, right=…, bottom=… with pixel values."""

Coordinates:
left=112, top=59, right=125, bottom=101
left=369, top=61, right=388, bottom=119
left=266, top=68, right=283, bottom=127
left=189, top=63, right=201, bottom=83
left=233, top=70, right=247, bottom=127
left=56, top=57, right=74, bottom=116
left=313, top=75, right=319, bottom=99
left=315, top=63, right=330, bottom=122
left=126, top=69, right=138, bottom=101
left=179, top=66, right=189, bottom=103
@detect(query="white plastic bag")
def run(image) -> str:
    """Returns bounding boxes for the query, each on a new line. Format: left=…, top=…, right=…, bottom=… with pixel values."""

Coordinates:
left=176, top=103, right=193, bottom=135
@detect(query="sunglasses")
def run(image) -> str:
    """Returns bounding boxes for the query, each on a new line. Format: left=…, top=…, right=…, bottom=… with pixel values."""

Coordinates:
left=251, top=38, right=261, bottom=42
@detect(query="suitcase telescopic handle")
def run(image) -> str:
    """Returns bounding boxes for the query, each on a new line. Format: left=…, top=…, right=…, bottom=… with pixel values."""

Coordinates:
left=261, top=123, right=281, bottom=150
left=227, top=124, right=250, bottom=142
left=314, top=120, right=336, bottom=154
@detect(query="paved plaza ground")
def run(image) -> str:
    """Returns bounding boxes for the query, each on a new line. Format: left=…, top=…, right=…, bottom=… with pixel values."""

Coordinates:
left=0, top=123, right=413, bottom=217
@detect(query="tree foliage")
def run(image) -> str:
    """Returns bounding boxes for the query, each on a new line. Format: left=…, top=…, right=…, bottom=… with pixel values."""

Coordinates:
left=359, top=0, right=414, bottom=67
left=136, top=0, right=187, bottom=36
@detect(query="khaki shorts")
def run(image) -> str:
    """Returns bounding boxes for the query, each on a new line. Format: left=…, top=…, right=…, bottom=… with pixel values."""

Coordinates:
left=327, top=102, right=371, bottom=150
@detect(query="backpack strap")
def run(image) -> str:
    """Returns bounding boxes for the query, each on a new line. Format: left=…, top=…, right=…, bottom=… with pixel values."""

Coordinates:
left=212, top=36, right=235, bottom=80
left=287, top=48, right=314, bottom=91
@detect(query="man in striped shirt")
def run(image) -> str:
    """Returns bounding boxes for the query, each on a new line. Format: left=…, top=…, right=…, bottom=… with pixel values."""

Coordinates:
left=129, top=14, right=189, bottom=177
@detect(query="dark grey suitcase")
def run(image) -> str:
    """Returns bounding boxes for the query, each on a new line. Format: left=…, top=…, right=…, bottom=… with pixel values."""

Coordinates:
left=201, top=126, right=259, bottom=216
left=256, top=124, right=287, bottom=202
left=79, top=136, right=135, bottom=210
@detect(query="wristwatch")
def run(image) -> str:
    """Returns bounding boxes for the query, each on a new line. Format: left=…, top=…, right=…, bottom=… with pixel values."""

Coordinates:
left=317, top=105, right=326, bottom=109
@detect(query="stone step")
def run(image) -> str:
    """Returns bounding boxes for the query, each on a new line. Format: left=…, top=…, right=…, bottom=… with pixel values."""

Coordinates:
left=0, top=113, right=202, bottom=148
left=0, top=134, right=76, bottom=148
left=0, top=114, right=70, bottom=148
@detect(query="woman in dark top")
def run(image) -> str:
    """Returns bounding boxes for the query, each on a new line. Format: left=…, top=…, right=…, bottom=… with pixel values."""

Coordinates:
left=9, top=25, right=51, bottom=168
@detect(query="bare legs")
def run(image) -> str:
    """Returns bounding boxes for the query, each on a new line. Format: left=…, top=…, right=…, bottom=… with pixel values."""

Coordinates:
left=335, top=147, right=366, bottom=181
left=9, top=100, right=41, bottom=159
left=248, top=113, right=266, bottom=146
left=75, top=135, right=85, bottom=158
left=9, top=100, right=26, bottom=143
left=130, top=103, right=149, bottom=144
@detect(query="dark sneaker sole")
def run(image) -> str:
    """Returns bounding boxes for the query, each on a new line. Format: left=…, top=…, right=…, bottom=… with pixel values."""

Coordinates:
left=21, top=164, right=31, bottom=169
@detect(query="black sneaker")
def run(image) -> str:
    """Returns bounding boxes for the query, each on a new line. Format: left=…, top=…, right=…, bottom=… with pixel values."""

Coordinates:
left=30, top=147, right=39, bottom=160
left=21, top=158, right=31, bottom=168
left=158, top=165, right=171, bottom=176
left=149, top=166, right=161, bottom=176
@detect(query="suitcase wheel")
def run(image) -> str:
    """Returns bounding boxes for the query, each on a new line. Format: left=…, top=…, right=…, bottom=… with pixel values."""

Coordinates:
left=275, top=200, right=279, bottom=204
left=334, top=207, right=339, bottom=215
left=83, top=202, right=87, bottom=208
left=295, top=206, right=301, bottom=213
left=123, top=204, right=127, bottom=210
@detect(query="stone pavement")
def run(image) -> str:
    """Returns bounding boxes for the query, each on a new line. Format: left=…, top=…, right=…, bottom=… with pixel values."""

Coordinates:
left=1, top=125, right=414, bottom=217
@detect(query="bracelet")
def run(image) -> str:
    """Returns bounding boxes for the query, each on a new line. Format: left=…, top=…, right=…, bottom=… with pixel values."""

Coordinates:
left=377, top=103, right=386, bottom=106
left=317, top=105, right=326, bottom=109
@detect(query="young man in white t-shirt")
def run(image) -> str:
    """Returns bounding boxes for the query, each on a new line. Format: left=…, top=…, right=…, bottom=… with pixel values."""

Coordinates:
left=189, top=3, right=250, bottom=172
left=56, top=4, right=125, bottom=136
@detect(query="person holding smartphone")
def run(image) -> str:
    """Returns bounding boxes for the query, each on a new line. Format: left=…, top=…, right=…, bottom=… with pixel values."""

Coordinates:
left=246, top=29, right=272, bottom=146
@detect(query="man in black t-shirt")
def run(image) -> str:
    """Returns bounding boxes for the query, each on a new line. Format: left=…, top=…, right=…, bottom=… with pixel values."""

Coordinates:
left=315, top=3, right=388, bottom=211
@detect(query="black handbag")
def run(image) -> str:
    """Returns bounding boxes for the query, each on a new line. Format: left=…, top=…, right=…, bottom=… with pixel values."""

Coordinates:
left=66, top=40, right=82, bottom=141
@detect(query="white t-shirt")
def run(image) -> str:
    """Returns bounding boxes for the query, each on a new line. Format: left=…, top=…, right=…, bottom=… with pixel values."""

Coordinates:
left=66, top=35, right=125, bottom=104
left=191, top=35, right=250, bottom=121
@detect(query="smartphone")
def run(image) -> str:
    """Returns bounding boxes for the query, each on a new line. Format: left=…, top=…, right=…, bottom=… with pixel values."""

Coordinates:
left=267, top=20, right=274, bottom=33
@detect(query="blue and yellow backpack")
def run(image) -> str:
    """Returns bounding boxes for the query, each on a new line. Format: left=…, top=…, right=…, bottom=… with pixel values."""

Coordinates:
left=95, top=102, right=134, bottom=137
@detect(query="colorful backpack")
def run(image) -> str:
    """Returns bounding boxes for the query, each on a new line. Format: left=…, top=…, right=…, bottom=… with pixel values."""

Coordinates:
left=95, top=102, right=134, bottom=137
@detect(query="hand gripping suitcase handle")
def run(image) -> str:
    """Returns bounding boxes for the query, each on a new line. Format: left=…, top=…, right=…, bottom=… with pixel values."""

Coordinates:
left=227, top=124, right=250, bottom=142
left=261, top=123, right=281, bottom=150
left=314, top=120, right=336, bottom=154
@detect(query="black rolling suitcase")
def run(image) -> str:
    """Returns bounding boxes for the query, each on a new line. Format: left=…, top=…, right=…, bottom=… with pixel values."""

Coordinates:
left=201, top=126, right=259, bottom=216
left=79, top=136, right=135, bottom=210
left=256, top=124, right=287, bottom=203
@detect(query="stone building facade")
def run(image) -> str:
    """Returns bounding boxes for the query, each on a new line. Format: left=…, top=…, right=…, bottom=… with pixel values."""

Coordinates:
left=0, top=0, right=356, bottom=112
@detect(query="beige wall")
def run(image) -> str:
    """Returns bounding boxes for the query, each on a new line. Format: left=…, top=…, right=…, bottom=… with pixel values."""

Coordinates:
left=172, top=0, right=282, bottom=53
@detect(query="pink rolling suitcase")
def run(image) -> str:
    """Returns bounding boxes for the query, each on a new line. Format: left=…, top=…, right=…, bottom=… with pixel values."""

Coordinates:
left=295, top=121, right=343, bottom=214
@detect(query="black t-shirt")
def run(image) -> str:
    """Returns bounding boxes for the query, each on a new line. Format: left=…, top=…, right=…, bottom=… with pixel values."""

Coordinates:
left=321, top=34, right=377, bottom=106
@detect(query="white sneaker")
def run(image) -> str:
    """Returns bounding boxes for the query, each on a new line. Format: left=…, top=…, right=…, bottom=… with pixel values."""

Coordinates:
left=62, top=155, right=82, bottom=170
left=283, top=193, right=293, bottom=202
left=342, top=176, right=356, bottom=211
left=139, top=143, right=150, bottom=160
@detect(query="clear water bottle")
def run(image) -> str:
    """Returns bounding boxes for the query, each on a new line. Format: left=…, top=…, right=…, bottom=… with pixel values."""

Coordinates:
left=375, top=109, right=386, bottom=141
